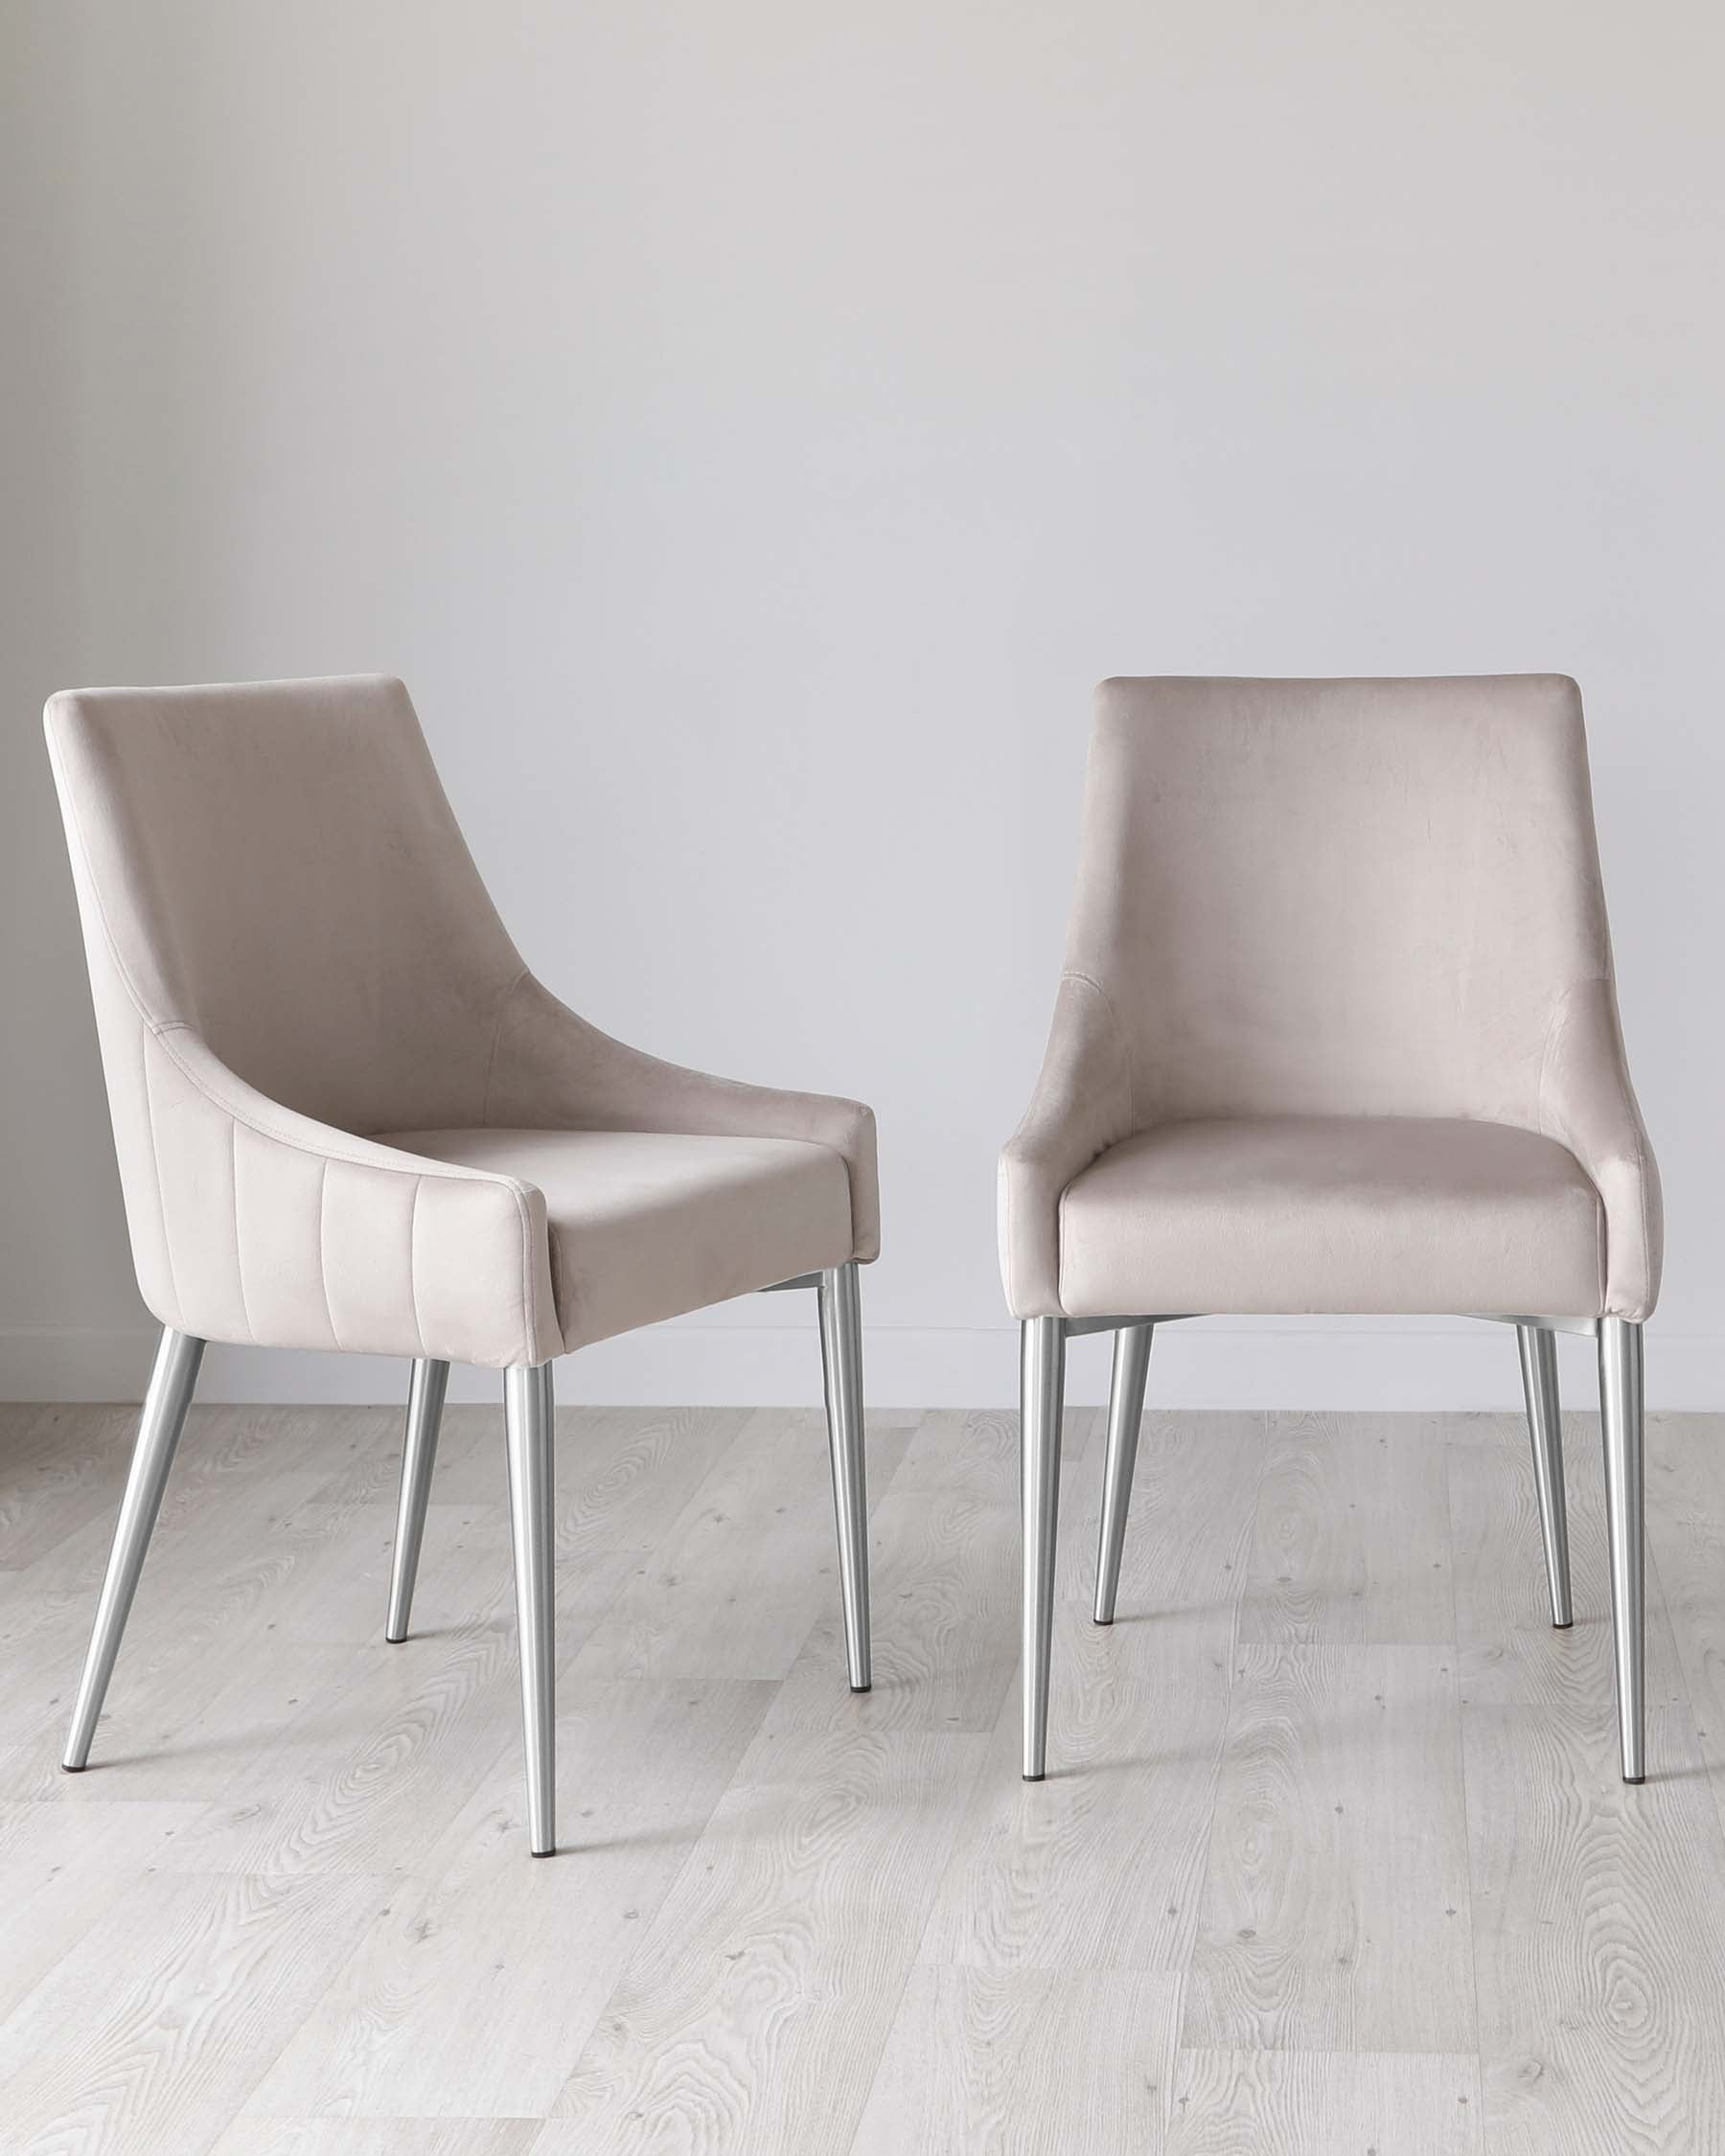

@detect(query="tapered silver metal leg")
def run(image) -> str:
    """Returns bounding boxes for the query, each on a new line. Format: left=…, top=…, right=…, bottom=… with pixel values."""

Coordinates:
left=1515, top=1323, right=1573, bottom=1629
left=817, top=1261, right=871, bottom=1690
left=504, top=1361, right=557, bottom=1855
left=1022, top=1316, right=1066, bottom=1780
left=1598, top=1318, right=1645, bottom=1783
left=62, top=1327, right=205, bottom=1772
left=386, top=1358, right=449, bottom=1643
left=1094, top=1322, right=1154, bottom=1625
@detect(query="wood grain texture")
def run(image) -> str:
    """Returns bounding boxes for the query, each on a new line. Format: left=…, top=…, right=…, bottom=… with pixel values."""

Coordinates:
left=918, top=1412, right=1262, bottom=1976
left=1463, top=1700, right=1725, bottom=2155
left=541, top=1728, right=989, bottom=2154
left=421, top=1405, right=754, bottom=1567
left=0, top=1797, right=212, bottom=2024
left=0, top=1869, right=386, bottom=2155
left=1241, top=1410, right=1454, bottom=1644
left=212, top=2122, right=540, bottom=2155
left=1183, top=1643, right=1475, bottom=2053
left=764, top=1484, right=1019, bottom=1734
left=1058, top=1409, right=1266, bottom=1619
left=242, top=1680, right=772, bottom=2121
left=1168, top=2049, right=1484, bottom=2155
left=0, top=1401, right=1720, bottom=2153
left=851, top=1966, right=1184, bottom=2154
left=568, top=1409, right=913, bottom=1683
left=1644, top=1412, right=1725, bottom=1851
left=919, top=1603, right=1234, bottom=1976
left=1448, top=1411, right=1688, bottom=1715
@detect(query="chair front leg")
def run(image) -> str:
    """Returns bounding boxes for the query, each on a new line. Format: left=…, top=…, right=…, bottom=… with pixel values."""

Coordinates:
left=504, top=1361, right=557, bottom=1855
left=1515, top=1323, right=1573, bottom=1628
left=817, top=1261, right=871, bottom=1691
left=1598, top=1317, right=1645, bottom=1783
left=1094, top=1322, right=1154, bottom=1625
left=386, top=1358, right=449, bottom=1643
left=1021, top=1315, right=1067, bottom=1780
left=63, top=1327, right=205, bottom=1771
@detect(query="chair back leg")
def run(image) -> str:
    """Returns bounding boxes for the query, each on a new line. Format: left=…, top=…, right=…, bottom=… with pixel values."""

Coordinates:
left=386, top=1358, right=449, bottom=1642
left=1515, top=1323, right=1573, bottom=1628
left=817, top=1262, right=871, bottom=1690
left=63, top=1326, right=205, bottom=1772
left=1598, top=1317, right=1645, bottom=1782
left=504, top=1361, right=557, bottom=1855
left=1021, top=1316, right=1067, bottom=1780
left=1093, top=1323, right=1154, bottom=1625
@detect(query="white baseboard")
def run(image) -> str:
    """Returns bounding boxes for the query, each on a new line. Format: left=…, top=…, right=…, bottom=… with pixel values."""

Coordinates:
left=1, top=1318, right=1717, bottom=1412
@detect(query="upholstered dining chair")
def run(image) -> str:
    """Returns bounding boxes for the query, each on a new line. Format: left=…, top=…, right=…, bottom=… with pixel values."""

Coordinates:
left=1000, top=676, right=1659, bottom=1785
left=46, top=675, right=879, bottom=1856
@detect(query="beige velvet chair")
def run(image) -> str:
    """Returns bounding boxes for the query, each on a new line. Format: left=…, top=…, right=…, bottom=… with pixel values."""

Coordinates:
left=1001, top=676, right=1660, bottom=1784
left=46, top=674, right=880, bottom=1856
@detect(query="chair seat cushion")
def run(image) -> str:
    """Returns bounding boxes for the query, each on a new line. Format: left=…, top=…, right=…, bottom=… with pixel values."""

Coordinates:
left=377, top=1127, right=854, bottom=1352
left=1057, top=1116, right=1604, bottom=1319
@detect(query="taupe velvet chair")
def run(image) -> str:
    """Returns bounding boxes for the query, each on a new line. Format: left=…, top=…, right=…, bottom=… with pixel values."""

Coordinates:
left=46, top=674, right=879, bottom=1856
left=1001, top=676, right=1660, bottom=1784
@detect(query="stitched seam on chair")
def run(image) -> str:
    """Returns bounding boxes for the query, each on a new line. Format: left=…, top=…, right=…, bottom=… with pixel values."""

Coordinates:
left=518, top=1178, right=544, bottom=1365
left=1060, top=968, right=1135, bottom=1133
left=50, top=730, right=510, bottom=1197
left=54, top=748, right=546, bottom=1349
left=1597, top=1189, right=1608, bottom=1318
left=155, top=1025, right=544, bottom=1365
left=139, top=1026, right=182, bottom=1322
left=1616, top=995, right=1655, bottom=1316
left=49, top=733, right=174, bottom=1026
left=1533, top=983, right=1570, bottom=1148
left=316, top=1159, right=343, bottom=1351
left=1540, top=975, right=1653, bottom=1319
left=406, top=1178, right=427, bottom=1358
left=1032, top=971, right=1132, bottom=1316
left=230, top=1120, right=257, bottom=1343
left=148, top=1023, right=531, bottom=1196
left=482, top=966, right=528, bottom=1129
left=475, top=976, right=551, bottom=1360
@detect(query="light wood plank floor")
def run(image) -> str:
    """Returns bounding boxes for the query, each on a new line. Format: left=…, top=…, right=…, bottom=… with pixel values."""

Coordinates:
left=2, top=1396, right=1723, bottom=2152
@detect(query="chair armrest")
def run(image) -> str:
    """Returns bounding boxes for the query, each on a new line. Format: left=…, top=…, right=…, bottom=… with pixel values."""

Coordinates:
left=1538, top=975, right=1663, bottom=1321
left=137, top=1027, right=562, bottom=1366
left=485, top=973, right=879, bottom=1262
left=999, top=973, right=1137, bottom=1318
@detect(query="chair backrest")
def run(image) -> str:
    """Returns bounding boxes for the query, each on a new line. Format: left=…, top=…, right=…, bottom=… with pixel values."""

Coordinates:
left=1066, top=675, right=1616, bottom=1130
left=46, top=675, right=524, bottom=1137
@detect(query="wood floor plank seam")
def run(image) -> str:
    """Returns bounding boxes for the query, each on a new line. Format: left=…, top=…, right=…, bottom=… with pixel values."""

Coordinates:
left=3, top=1406, right=1723, bottom=2153
left=1440, top=1428, right=1491, bottom=2150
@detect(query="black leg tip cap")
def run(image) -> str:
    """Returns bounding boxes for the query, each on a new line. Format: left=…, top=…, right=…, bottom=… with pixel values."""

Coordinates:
left=1625, top=1775, right=1646, bottom=1785
left=60, top=1763, right=84, bottom=1776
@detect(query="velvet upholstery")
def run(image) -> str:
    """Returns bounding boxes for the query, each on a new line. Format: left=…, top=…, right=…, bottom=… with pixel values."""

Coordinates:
left=378, top=1128, right=854, bottom=1353
left=47, top=675, right=878, bottom=1368
left=1001, top=676, right=1659, bottom=1322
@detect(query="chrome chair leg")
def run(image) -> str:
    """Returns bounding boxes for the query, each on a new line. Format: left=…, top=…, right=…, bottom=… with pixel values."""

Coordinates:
left=63, top=1326, right=205, bottom=1772
left=1598, top=1318, right=1646, bottom=1783
left=817, top=1261, right=871, bottom=1690
left=386, top=1358, right=449, bottom=1642
left=1021, top=1315, right=1066, bottom=1780
left=1094, top=1321, right=1153, bottom=1625
left=1515, top=1322, right=1573, bottom=1628
left=504, top=1361, right=557, bottom=1855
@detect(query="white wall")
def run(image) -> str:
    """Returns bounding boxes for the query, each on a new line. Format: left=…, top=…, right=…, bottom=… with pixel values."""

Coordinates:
left=3, top=0, right=1721, bottom=1411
